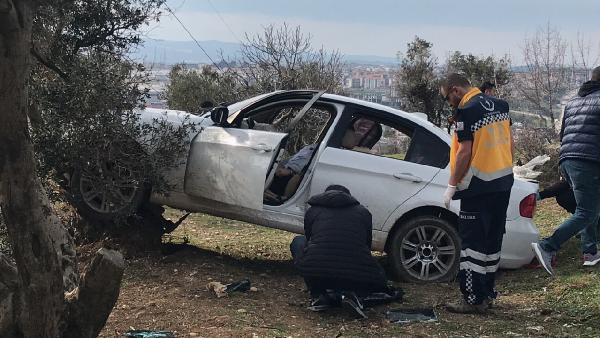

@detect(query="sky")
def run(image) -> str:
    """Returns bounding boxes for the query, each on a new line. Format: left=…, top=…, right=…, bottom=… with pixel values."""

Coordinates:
left=144, top=0, right=600, bottom=65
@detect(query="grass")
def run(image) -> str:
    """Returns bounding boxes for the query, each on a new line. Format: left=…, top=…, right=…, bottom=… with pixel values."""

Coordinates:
left=148, top=199, right=600, bottom=337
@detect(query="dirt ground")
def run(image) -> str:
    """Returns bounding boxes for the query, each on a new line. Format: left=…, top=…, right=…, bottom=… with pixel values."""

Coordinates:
left=98, top=201, right=600, bottom=337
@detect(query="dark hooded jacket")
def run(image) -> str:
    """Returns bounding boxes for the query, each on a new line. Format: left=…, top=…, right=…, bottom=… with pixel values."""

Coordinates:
left=295, top=190, right=387, bottom=287
left=559, top=81, right=600, bottom=163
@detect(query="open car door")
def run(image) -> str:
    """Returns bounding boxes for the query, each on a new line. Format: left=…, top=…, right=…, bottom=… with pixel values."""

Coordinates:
left=184, top=91, right=325, bottom=210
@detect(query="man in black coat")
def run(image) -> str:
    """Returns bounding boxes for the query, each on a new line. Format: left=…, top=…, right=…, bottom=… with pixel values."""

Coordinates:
left=290, top=185, right=389, bottom=313
left=533, top=66, right=600, bottom=274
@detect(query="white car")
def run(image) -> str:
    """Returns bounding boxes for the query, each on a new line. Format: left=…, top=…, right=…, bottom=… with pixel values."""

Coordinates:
left=71, top=90, right=539, bottom=282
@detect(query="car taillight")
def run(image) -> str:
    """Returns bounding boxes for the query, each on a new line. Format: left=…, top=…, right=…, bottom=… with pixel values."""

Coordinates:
left=520, top=193, right=537, bottom=218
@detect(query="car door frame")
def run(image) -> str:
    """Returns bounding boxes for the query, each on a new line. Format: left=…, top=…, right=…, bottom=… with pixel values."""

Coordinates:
left=261, top=100, right=346, bottom=216
left=183, top=91, right=326, bottom=211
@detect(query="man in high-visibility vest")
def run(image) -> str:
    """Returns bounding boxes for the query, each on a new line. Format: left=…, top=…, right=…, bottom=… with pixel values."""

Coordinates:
left=440, top=73, right=514, bottom=314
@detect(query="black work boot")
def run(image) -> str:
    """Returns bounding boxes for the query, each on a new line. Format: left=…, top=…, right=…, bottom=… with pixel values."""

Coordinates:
left=445, top=299, right=488, bottom=314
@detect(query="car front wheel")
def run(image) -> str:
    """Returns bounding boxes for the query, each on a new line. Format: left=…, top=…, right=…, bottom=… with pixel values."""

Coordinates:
left=70, top=158, right=148, bottom=226
left=389, top=216, right=460, bottom=282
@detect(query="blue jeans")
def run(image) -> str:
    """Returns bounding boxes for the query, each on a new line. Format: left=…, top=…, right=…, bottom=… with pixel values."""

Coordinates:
left=540, top=159, right=600, bottom=254
left=290, top=235, right=307, bottom=265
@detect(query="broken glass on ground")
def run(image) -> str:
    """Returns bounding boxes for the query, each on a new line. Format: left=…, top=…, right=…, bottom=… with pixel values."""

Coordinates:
left=386, top=307, right=437, bottom=324
left=123, top=330, right=175, bottom=338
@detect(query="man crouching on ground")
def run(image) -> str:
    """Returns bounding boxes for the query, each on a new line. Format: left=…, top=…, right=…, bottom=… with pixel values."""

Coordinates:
left=290, top=185, right=389, bottom=315
left=440, top=73, right=514, bottom=314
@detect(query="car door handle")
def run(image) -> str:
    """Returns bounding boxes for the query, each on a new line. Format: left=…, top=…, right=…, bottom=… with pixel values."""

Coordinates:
left=250, top=143, right=273, bottom=152
left=393, top=172, right=423, bottom=183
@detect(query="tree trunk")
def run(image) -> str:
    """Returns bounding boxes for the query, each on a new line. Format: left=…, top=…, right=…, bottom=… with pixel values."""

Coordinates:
left=0, top=1, right=124, bottom=337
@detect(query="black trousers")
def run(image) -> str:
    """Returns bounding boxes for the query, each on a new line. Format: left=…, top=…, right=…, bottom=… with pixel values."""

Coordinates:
left=290, top=235, right=387, bottom=297
left=457, top=191, right=511, bottom=305
left=269, top=173, right=293, bottom=196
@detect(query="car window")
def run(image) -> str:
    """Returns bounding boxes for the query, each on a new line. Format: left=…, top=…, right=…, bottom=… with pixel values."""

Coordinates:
left=246, top=102, right=335, bottom=159
left=334, top=113, right=449, bottom=169
left=335, top=114, right=412, bottom=160
left=407, top=129, right=450, bottom=168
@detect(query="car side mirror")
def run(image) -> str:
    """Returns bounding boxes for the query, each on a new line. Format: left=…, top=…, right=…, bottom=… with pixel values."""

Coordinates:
left=210, top=106, right=229, bottom=126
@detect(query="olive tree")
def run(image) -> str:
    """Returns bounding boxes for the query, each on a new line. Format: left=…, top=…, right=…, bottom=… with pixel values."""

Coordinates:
left=0, top=0, right=192, bottom=336
left=165, top=64, right=245, bottom=112
left=446, top=51, right=512, bottom=98
left=395, top=36, right=448, bottom=127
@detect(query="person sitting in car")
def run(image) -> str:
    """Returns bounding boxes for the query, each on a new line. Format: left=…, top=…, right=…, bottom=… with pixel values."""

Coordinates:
left=266, top=144, right=317, bottom=198
left=289, top=185, right=390, bottom=315
left=266, top=120, right=377, bottom=200
left=343, top=117, right=383, bottom=153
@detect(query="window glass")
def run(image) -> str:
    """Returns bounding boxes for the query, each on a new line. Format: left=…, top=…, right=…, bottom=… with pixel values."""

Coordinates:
left=406, top=130, right=450, bottom=168
left=336, top=113, right=449, bottom=169
left=248, top=104, right=333, bottom=156
left=337, top=115, right=413, bottom=161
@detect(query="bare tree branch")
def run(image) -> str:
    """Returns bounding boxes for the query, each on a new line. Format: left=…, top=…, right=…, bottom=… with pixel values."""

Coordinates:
left=30, top=45, right=69, bottom=80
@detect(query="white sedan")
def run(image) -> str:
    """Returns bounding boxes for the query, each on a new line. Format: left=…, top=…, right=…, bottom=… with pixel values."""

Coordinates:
left=70, top=90, right=539, bottom=282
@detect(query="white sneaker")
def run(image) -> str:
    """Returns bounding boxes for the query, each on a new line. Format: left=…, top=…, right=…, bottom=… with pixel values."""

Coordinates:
left=583, top=252, right=600, bottom=266
left=531, top=243, right=555, bottom=275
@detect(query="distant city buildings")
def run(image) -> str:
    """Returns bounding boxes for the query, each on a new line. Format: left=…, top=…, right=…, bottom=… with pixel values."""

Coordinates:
left=143, top=62, right=403, bottom=110
left=341, top=65, right=401, bottom=108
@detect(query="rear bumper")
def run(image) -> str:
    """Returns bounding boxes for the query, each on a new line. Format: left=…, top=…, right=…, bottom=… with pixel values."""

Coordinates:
left=500, top=217, right=539, bottom=269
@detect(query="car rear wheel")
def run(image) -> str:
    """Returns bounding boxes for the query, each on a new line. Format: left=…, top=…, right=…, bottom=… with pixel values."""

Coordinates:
left=389, top=216, right=460, bottom=282
left=70, top=158, right=148, bottom=226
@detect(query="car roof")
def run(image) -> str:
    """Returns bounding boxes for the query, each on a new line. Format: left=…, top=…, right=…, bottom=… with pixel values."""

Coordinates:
left=225, top=90, right=451, bottom=144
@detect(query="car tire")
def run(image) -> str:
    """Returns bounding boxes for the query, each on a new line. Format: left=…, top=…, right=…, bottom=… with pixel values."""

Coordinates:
left=70, top=162, right=148, bottom=227
left=389, top=216, right=460, bottom=283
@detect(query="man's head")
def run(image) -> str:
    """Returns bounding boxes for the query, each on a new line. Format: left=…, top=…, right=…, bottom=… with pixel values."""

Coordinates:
left=592, top=66, right=600, bottom=81
left=479, top=81, right=496, bottom=96
left=325, top=184, right=351, bottom=195
left=440, top=73, right=472, bottom=109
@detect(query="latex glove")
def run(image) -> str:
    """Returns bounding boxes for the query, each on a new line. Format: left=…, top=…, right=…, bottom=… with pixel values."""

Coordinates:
left=443, top=185, right=457, bottom=209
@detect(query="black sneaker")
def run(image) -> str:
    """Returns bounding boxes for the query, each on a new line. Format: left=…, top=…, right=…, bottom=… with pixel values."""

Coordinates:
left=307, top=294, right=333, bottom=312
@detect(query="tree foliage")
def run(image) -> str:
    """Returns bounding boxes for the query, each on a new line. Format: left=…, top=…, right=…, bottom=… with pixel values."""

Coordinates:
left=30, top=0, right=195, bottom=198
left=395, top=36, right=448, bottom=127
left=446, top=51, right=512, bottom=97
left=165, top=65, right=244, bottom=112
left=239, top=23, right=344, bottom=93
left=165, top=23, right=345, bottom=112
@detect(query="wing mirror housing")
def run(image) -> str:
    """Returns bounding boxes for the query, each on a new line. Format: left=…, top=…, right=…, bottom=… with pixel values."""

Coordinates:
left=210, top=106, right=230, bottom=126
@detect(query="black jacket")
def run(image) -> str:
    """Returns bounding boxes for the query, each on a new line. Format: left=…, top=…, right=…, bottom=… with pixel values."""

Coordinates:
left=295, top=190, right=387, bottom=287
left=560, top=81, right=600, bottom=164
left=538, top=180, right=575, bottom=213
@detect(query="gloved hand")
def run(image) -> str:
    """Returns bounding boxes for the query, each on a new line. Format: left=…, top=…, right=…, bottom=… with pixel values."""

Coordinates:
left=443, top=185, right=457, bottom=209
